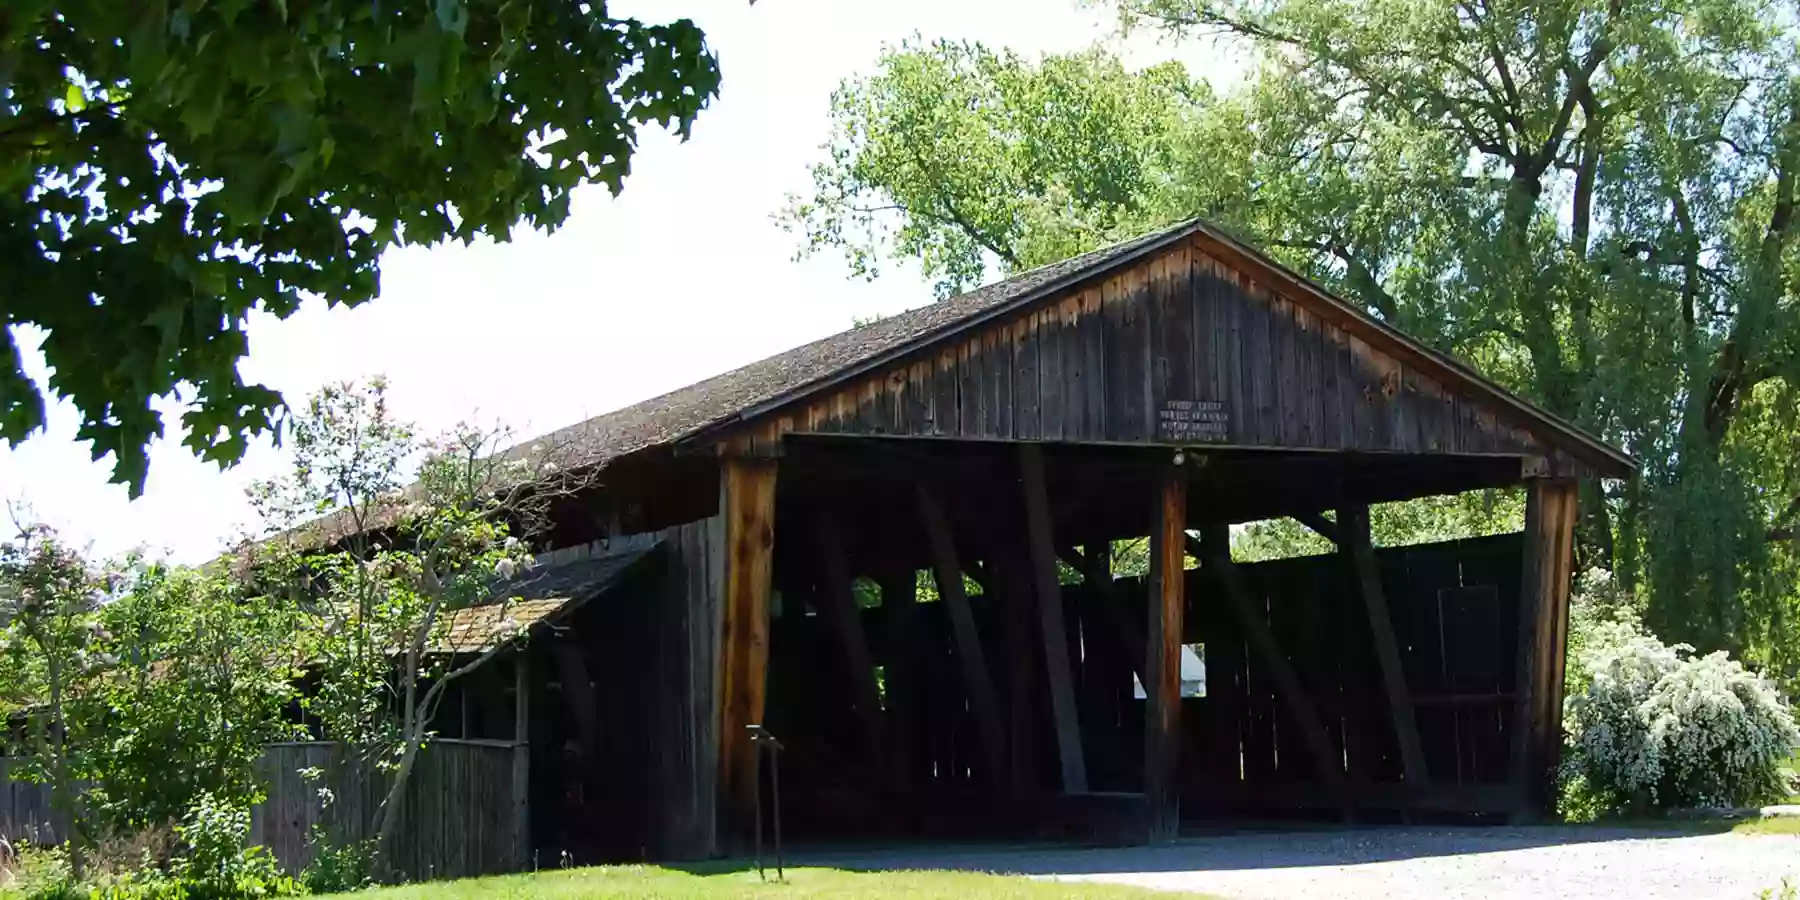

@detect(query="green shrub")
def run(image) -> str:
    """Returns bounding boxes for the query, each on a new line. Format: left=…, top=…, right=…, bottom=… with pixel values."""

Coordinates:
left=296, top=826, right=373, bottom=896
left=1565, top=617, right=1800, bottom=812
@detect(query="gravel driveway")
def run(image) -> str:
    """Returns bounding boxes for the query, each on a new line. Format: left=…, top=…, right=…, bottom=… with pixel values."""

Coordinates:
left=800, top=826, right=1800, bottom=900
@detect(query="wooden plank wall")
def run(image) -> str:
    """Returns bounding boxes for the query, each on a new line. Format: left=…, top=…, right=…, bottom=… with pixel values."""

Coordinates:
left=0, top=758, right=59, bottom=844
left=648, top=515, right=725, bottom=860
left=252, top=739, right=521, bottom=881
left=721, top=237, right=1585, bottom=476
left=757, top=532, right=1529, bottom=834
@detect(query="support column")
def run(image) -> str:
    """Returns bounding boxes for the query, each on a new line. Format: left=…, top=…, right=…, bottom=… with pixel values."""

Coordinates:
left=718, top=457, right=777, bottom=845
left=1511, top=478, right=1578, bottom=819
left=1144, top=463, right=1188, bottom=842
left=1020, top=445, right=1088, bottom=794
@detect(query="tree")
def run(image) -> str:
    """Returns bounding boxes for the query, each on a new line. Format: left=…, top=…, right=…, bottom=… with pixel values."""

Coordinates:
left=94, top=563, right=304, bottom=832
left=0, top=521, right=117, bottom=879
left=2, top=2, right=724, bottom=493
left=250, top=379, right=576, bottom=871
left=785, top=4, right=1800, bottom=680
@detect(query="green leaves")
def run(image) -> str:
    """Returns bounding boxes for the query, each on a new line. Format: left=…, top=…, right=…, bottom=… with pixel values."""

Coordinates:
left=2, top=1, right=726, bottom=495
left=781, top=38, right=1197, bottom=297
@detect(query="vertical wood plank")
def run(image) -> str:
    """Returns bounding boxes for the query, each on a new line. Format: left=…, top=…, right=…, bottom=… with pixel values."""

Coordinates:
left=1042, top=312, right=1067, bottom=441
left=916, top=484, right=1007, bottom=786
left=1295, top=305, right=1322, bottom=447
left=1162, top=246, right=1194, bottom=409
left=1101, top=274, right=1129, bottom=442
left=1191, top=251, right=1218, bottom=404
left=1015, top=315, right=1041, bottom=440
left=718, top=457, right=777, bottom=845
left=1145, top=463, right=1188, bottom=841
left=1246, top=277, right=1277, bottom=445
left=934, top=350, right=958, bottom=437
left=1080, top=288, right=1108, bottom=439
left=1224, top=265, right=1248, bottom=444
left=1019, top=445, right=1088, bottom=793
left=1060, top=296, right=1088, bottom=442
left=959, top=339, right=982, bottom=436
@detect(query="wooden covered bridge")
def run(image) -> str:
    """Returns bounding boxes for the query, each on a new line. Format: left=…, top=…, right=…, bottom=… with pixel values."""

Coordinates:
left=450, top=218, right=1632, bottom=862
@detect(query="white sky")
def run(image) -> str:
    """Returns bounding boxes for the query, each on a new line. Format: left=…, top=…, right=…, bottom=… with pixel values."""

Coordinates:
left=0, top=1, right=1241, bottom=563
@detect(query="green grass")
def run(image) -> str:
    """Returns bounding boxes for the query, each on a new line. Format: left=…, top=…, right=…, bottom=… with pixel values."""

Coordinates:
left=324, top=865, right=1218, bottom=900
left=1735, top=816, right=1800, bottom=836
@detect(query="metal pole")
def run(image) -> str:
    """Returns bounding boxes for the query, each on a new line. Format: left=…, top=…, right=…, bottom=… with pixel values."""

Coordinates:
left=751, top=732, right=764, bottom=881
left=747, top=724, right=784, bottom=883
left=771, top=741, right=784, bottom=882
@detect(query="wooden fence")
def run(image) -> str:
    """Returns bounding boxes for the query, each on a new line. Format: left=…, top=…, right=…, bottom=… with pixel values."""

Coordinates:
left=253, top=739, right=525, bottom=881
left=0, top=739, right=525, bottom=882
left=0, top=758, right=60, bottom=846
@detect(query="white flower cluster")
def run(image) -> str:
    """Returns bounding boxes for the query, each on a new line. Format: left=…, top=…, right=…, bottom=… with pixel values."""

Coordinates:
left=1567, top=624, right=1800, bottom=810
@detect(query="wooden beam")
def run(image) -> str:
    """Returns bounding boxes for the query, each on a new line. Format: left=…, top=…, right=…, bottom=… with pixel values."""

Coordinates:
left=1339, top=506, right=1428, bottom=789
left=1188, top=530, right=1347, bottom=795
left=718, top=456, right=778, bottom=842
left=1144, top=464, right=1188, bottom=841
left=1511, top=478, right=1579, bottom=819
left=1019, top=445, right=1088, bottom=794
left=1291, top=510, right=1341, bottom=546
left=814, top=507, right=887, bottom=775
left=916, top=483, right=1007, bottom=787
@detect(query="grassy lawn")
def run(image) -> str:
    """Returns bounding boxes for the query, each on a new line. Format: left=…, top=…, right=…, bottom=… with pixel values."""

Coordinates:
left=1734, top=816, right=1800, bottom=836
left=328, top=865, right=1214, bottom=900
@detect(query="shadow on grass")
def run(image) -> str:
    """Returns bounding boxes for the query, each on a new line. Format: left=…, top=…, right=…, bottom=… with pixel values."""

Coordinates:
left=769, top=821, right=1750, bottom=877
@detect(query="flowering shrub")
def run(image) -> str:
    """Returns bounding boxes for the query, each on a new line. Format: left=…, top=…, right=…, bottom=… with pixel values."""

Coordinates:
left=1566, top=618, right=1799, bottom=812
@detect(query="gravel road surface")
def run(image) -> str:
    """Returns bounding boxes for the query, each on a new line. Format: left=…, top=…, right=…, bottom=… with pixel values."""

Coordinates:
left=800, top=826, right=1800, bottom=900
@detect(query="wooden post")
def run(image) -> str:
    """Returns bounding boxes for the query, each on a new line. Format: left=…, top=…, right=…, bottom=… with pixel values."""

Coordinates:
left=814, top=507, right=886, bottom=774
left=1019, top=445, right=1088, bottom=794
left=511, top=652, right=530, bottom=870
left=1340, top=506, right=1428, bottom=790
left=1511, top=478, right=1578, bottom=819
left=1144, top=463, right=1188, bottom=841
left=719, top=457, right=778, bottom=844
left=1189, top=530, right=1347, bottom=798
left=916, top=483, right=1007, bottom=787
left=879, top=569, right=923, bottom=790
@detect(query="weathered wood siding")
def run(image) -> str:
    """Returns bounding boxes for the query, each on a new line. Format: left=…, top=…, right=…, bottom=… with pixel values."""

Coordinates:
left=649, top=515, right=724, bottom=859
left=0, top=758, right=59, bottom=844
left=721, top=236, right=1587, bottom=475
left=252, top=739, right=522, bottom=881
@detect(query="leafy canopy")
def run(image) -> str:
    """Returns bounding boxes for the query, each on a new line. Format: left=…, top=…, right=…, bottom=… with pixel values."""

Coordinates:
left=2, top=1, right=724, bottom=493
